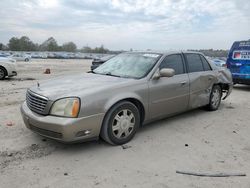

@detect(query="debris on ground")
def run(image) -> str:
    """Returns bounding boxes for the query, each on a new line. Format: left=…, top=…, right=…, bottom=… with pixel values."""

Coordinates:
left=204, top=140, right=210, bottom=144
left=226, top=106, right=235, bottom=109
left=122, top=145, right=132, bottom=150
left=17, top=78, right=36, bottom=81
left=44, top=68, right=51, bottom=74
left=0, top=144, right=55, bottom=170
left=6, top=121, right=14, bottom=127
left=176, top=170, right=246, bottom=177
left=217, top=160, right=225, bottom=163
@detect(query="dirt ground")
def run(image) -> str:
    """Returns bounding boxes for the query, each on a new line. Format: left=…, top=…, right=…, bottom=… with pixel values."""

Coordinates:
left=0, top=59, right=250, bottom=188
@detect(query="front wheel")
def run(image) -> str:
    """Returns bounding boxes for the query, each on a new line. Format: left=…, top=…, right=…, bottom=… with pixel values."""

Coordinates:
left=100, top=101, right=140, bottom=145
left=25, top=58, right=29, bottom=62
left=207, top=85, right=222, bottom=111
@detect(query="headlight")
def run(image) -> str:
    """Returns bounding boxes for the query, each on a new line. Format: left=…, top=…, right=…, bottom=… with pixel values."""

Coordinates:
left=50, top=98, right=80, bottom=118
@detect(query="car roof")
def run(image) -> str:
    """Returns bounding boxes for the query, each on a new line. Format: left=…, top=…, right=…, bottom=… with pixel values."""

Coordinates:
left=124, top=50, right=205, bottom=56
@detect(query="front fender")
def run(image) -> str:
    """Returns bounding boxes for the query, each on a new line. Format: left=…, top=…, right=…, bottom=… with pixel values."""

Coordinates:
left=0, top=62, right=14, bottom=75
left=104, top=92, right=145, bottom=112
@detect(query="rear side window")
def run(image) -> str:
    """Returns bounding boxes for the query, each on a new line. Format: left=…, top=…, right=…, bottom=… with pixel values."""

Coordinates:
left=186, top=54, right=204, bottom=73
left=159, top=54, right=185, bottom=75
left=200, top=55, right=211, bottom=71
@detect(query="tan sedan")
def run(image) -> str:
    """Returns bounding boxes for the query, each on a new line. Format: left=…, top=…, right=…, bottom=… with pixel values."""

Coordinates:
left=21, top=51, right=233, bottom=145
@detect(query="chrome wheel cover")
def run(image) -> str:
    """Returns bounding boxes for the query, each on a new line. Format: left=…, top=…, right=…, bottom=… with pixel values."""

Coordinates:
left=112, top=109, right=135, bottom=139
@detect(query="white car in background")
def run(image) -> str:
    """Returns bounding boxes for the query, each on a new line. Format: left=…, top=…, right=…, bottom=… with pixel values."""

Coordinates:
left=211, top=58, right=227, bottom=67
left=10, top=54, right=31, bottom=62
left=206, top=57, right=227, bottom=68
left=0, top=57, right=17, bottom=80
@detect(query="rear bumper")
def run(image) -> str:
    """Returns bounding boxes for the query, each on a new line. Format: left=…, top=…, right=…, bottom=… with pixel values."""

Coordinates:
left=21, top=102, right=105, bottom=143
left=8, top=71, right=17, bottom=77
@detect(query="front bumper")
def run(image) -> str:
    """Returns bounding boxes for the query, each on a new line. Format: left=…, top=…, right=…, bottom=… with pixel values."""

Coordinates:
left=21, top=102, right=105, bottom=143
left=8, top=71, right=17, bottom=77
left=4, top=63, right=17, bottom=77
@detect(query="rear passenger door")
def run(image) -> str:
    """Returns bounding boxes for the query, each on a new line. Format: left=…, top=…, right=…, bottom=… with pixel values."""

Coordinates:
left=184, top=53, right=215, bottom=109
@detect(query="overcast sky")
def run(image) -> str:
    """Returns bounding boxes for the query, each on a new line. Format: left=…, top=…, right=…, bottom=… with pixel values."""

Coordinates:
left=0, top=0, right=249, bottom=50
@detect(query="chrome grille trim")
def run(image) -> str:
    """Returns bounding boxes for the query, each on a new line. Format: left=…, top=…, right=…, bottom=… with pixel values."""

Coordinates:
left=26, top=90, right=49, bottom=115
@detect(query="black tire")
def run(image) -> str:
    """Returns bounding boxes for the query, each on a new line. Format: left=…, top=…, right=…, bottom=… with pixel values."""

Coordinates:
left=100, top=101, right=140, bottom=145
left=0, top=67, right=7, bottom=80
left=25, top=58, right=29, bottom=62
left=207, top=85, right=222, bottom=111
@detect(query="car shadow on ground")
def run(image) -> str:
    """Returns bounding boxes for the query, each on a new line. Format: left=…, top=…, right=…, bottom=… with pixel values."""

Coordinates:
left=37, top=107, right=210, bottom=153
left=139, top=108, right=209, bottom=134
left=0, top=105, right=231, bottom=171
left=3, top=77, right=36, bottom=82
left=233, top=84, right=250, bottom=91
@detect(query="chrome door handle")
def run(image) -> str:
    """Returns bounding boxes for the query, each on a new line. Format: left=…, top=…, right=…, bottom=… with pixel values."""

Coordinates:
left=180, top=81, right=187, bottom=85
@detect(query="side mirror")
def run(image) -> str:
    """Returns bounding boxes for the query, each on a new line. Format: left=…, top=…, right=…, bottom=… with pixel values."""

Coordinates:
left=160, top=68, right=175, bottom=77
left=153, top=68, right=175, bottom=79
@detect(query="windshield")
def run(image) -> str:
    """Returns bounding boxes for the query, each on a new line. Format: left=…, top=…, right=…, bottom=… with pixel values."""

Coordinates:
left=93, top=53, right=161, bottom=79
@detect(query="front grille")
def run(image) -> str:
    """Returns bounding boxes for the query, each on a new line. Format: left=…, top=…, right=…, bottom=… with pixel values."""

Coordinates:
left=30, top=124, right=63, bottom=139
left=26, top=90, right=49, bottom=115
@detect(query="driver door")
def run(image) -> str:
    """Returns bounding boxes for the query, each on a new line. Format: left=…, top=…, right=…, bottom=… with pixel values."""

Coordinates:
left=148, top=54, right=190, bottom=119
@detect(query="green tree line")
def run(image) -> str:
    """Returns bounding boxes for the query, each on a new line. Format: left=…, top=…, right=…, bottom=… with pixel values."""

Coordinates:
left=0, top=36, right=110, bottom=53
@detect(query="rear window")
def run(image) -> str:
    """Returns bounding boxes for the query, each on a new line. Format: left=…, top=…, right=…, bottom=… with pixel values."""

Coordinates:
left=200, top=55, right=211, bottom=71
left=186, top=54, right=204, bottom=73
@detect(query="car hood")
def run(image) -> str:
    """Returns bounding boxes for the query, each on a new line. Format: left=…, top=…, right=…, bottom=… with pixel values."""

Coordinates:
left=30, top=73, right=132, bottom=100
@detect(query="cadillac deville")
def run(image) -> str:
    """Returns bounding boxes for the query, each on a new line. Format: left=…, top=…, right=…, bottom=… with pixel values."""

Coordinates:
left=21, top=51, right=233, bottom=145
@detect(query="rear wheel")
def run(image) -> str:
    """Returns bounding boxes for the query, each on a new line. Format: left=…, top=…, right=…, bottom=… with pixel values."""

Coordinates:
left=0, top=67, right=7, bottom=80
left=207, top=85, right=222, bottom=111
left=101, top=101, right=140, bottom=145
left=25, top=58, right=29, bottom=62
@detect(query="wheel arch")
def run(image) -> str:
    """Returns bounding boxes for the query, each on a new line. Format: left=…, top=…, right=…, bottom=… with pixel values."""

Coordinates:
left=104, top=96, right=146, bottom=125
left=216, top=82, right=229, bottom=90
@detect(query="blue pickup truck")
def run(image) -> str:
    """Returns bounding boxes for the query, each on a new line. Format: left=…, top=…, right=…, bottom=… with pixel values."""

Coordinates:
left=226, top=40, right=250, bottom=85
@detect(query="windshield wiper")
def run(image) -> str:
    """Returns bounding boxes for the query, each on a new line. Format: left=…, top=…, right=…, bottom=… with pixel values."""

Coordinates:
left=93, top=71, right=131, bottom=78
left=103, top=72, right=121, bottom=77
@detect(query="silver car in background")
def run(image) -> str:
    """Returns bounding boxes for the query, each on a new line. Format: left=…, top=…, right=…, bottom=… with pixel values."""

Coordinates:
left=21, top=51, right=233, bottom=145
left=10, top=53, right=31, bottom=62
left=0, top=57, right=17, bottom=80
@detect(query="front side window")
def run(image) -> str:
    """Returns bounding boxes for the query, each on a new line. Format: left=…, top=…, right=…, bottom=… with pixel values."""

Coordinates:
left=186, top=54, right=204, bottom=73
left=93, top=53, right=161, bottom=79
left=159, top=54, right=185, bottom=75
